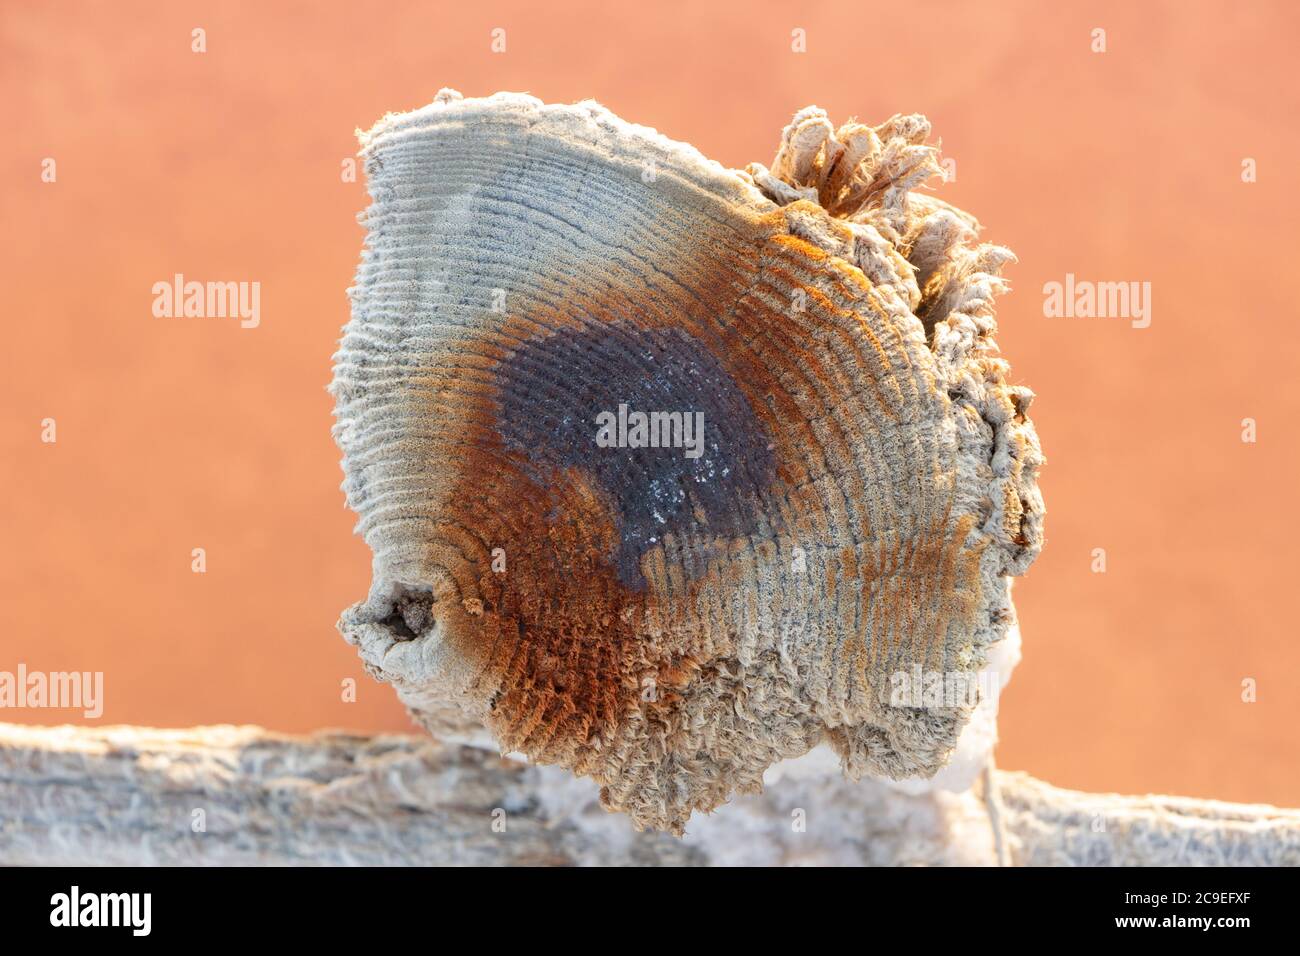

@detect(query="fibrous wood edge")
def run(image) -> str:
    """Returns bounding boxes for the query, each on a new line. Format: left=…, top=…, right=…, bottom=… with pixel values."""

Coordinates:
left=0, top=723, right=1296, bottom=866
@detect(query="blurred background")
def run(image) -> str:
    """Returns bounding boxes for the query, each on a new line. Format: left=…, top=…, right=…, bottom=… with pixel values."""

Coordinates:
left=3, top=0, right=1298, bottom=806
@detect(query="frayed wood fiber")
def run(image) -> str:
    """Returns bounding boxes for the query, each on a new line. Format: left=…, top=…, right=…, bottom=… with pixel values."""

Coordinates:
left=331, top=90, right=1044, bottom=833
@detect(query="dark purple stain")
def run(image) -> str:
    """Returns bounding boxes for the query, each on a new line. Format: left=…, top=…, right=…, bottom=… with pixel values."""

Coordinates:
left=493, top=322, right=778, bottom=589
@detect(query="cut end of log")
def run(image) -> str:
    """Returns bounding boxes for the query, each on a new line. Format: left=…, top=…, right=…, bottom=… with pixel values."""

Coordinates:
left=331, top=91, right=1044, bottom=832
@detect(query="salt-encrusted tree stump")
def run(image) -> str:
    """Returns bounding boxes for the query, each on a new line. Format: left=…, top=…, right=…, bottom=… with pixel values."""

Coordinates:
left=2, top=724, right=1297, bottom=866
left=331, top=91, right=1043, bottom=832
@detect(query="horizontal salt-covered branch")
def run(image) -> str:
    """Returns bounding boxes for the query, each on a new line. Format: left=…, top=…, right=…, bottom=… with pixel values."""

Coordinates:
left=2, top=723, right=1296, bottom=866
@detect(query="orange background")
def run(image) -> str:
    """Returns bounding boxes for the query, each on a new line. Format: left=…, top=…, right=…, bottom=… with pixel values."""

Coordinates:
left=3, top=0, right=1298, bottom=806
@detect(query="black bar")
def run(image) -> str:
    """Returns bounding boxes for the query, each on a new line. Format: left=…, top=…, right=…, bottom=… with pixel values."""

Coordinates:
left=0, top=866, right=1292, bottom=940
